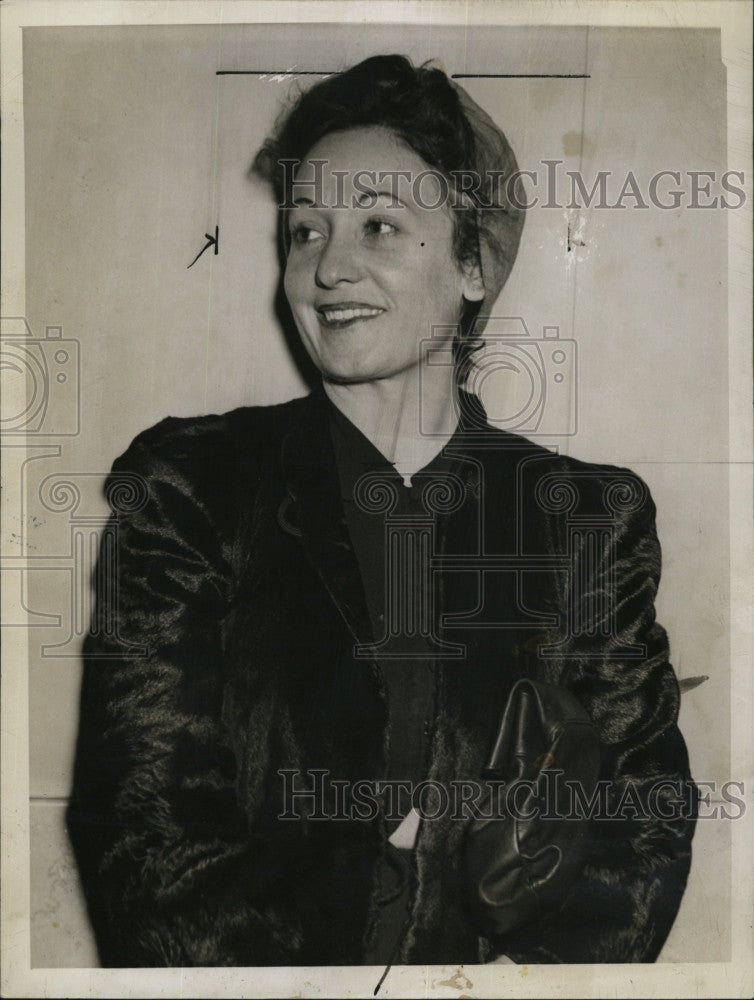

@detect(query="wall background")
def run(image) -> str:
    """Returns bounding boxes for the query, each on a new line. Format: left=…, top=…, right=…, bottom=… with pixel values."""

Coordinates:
left=19, top=23, right=730, bottom=966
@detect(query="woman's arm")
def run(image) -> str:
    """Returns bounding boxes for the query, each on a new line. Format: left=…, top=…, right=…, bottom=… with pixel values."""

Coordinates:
left=496, top=475, right=697, bottom=963
left=66, top=419, right=307, bottom=967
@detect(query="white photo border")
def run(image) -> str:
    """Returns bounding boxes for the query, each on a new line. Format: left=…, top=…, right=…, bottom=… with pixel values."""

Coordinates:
left=1, top=2, right=751, bottom=998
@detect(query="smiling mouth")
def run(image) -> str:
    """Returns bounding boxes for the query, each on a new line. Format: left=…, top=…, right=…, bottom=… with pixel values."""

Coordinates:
left=316, top=304, right=385, bottom=328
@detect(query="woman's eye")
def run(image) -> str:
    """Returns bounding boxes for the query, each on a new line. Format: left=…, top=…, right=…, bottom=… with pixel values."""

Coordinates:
left=365, top=218, right=398, bottom=237
left=290, top=224, right=325, bottom=245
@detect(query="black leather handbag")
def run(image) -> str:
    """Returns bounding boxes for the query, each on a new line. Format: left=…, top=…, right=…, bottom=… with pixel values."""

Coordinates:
left=463, top=678, right=601, bottom=938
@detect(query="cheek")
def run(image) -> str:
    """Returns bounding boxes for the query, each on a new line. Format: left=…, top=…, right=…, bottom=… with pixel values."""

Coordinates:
left=282, top=263, right=298, bottom=305
left=283, top=258, right=312, bottom=309
left=412, top=256, right=465, bottom=318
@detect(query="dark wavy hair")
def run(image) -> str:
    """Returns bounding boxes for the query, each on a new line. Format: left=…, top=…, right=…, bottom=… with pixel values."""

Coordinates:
left=253, top=54, right=521, bottom=383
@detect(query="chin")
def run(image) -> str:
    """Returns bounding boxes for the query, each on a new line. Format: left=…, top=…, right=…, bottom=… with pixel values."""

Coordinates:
left=321, top=368, right=380, bottom=386
left=317, top=356, right=382, bottom=385
left=322, top=357, right=424, bottom=386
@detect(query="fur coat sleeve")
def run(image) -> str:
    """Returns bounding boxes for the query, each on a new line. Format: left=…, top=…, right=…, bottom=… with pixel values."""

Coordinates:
left=66, top=415, right=316, bottom=967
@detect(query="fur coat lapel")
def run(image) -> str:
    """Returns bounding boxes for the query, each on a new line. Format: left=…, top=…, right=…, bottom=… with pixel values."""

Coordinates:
left=279, top=387, right=374, bottom=648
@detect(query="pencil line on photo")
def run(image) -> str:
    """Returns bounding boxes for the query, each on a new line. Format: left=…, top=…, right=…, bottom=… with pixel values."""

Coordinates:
left=215, top=71, right=592, bottom=78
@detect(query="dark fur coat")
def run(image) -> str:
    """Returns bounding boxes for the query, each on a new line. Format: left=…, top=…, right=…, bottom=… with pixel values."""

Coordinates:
left=67, top=387, right=696, bottom=967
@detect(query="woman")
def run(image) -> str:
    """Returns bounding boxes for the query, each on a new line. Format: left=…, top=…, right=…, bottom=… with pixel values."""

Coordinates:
left=67, top=54, right=695, bottom=968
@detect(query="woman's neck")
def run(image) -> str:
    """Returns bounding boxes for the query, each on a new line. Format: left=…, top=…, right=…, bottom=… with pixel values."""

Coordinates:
left=323, top=364, right=459, bottom=483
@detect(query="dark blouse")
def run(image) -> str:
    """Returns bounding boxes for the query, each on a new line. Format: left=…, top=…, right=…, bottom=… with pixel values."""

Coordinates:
left=327, top=400, right=469, bottom=965
left=328, top=400, right=469, bottom=822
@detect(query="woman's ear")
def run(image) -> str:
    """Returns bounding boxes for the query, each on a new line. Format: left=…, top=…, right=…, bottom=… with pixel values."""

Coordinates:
left=461, top=259, right=486, bottom=303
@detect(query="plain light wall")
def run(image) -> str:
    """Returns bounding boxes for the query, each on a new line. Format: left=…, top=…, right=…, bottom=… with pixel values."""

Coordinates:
left=20, top=23, right=730, bottom=966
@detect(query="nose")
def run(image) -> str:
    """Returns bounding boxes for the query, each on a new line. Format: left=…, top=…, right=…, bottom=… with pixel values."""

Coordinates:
left=314, top=231, right=362, bottom=289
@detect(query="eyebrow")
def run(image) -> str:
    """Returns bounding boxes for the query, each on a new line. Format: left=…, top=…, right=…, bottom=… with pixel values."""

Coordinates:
left=356, top=189, right=410, bottom=209
left=289, top=191, right=410, bottom=209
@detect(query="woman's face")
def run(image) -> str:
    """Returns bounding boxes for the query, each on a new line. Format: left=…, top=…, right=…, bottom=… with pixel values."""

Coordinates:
left=283, top=126, right=484, bottom=385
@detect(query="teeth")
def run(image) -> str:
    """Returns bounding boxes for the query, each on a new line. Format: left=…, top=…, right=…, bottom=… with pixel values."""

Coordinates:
left=321, top=307, right=382, bottom=322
